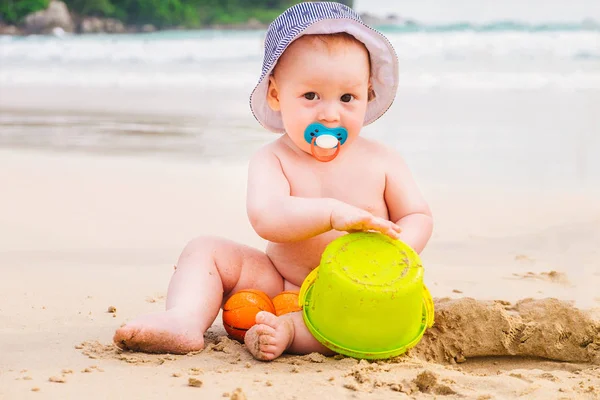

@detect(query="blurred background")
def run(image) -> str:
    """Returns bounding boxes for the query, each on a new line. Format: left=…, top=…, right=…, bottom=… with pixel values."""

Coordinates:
left=0, top=0, right=599, bottom=189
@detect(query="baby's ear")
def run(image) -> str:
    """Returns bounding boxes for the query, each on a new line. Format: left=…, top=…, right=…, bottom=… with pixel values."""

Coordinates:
left=367, top=81, right=376, bottom=102
left=266, top=76, right=281, bottom=111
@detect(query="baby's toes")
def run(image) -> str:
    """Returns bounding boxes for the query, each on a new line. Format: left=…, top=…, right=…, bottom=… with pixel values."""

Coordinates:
left=244, top=324, right=273, bottom=346
left=255, top=311, right=279, bottom=327
left=245, top=324, right=274, bottom=360
left=258, top=345, right=280, bottom=360
left=259, top=332, right=275, bottom=345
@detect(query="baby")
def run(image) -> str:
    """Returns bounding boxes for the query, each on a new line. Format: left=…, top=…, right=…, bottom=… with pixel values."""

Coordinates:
left=114, top=2, right=433, bottom=361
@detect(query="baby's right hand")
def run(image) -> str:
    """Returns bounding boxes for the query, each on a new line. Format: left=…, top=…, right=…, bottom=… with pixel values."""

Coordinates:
left=330, top=203, right=401, bottom=240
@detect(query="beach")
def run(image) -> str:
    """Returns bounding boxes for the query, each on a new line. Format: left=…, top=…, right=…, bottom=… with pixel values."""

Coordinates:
left=1, top=143, right=599, bottom=398
left=1, top=24, right=600, bottom=399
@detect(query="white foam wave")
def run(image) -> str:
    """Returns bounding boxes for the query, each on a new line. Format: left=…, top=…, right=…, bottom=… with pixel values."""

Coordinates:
left=387, top=31, right=600, bottom=60
left=0, top=34, right=264, bottom=64
left=0, top=67, right=257, bottom=88
left=1, top=31, right=599, bottom=90
left=400, top=71, right=600, bottom=90
left=2, top=68, right=599, bottom=90
left=1, top=31, right=598, bottom=63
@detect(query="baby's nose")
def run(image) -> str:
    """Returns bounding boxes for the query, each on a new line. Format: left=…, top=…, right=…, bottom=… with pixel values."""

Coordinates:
left=317, top=102, right=340, bottom=124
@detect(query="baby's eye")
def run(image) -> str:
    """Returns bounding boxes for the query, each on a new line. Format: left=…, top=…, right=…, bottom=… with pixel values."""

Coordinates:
left=304, top=92, right=319, bottom=100
left=340, top=94, right=354, bottom=103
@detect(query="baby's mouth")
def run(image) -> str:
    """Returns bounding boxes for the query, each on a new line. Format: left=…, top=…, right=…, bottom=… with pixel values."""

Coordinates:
left=310, top=135, right=340, bottom=162
left=303, top=123, right=348, bottom=163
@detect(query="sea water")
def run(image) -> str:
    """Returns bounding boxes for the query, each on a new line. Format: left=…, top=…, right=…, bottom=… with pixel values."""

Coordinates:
left=0, top=20, right=599, bottom=188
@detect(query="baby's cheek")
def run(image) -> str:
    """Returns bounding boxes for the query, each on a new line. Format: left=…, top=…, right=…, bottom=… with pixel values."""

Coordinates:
left=281, top=116, right=312, bottom=152
left=288, top=116, right=309, bottom=138
left=347, top=115, right=365, bottom=137
left=285, top=110, right=311, bottom=134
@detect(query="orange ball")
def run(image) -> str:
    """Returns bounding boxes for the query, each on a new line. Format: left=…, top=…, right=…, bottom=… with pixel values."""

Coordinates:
left=222, top=289, right=275, bottom=342
left=272, top=290, right=302, bottom=316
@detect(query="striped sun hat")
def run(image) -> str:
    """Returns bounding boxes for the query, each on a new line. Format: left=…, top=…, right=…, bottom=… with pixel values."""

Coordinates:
left=250, top=1, right=399, bottom=133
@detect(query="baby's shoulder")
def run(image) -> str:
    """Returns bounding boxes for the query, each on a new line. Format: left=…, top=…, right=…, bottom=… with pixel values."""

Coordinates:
left=249, top=137, right=283, bottom=161
left=354, top=137, right=403, bottom=164
left=247, top=137, right=291, bottom=175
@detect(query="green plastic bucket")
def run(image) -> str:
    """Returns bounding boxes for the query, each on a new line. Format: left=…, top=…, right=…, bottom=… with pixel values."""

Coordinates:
left=299, top=232, right=434, bottom=359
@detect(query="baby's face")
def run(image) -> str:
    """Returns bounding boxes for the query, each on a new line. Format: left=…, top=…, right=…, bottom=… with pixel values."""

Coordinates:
left=267, top=35, right=371, bottom=156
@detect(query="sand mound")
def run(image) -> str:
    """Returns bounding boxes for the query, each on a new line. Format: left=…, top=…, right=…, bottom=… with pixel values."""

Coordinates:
left=83, top=298, right=600, bottom=368
left=414, top=298, right=600, bottom=364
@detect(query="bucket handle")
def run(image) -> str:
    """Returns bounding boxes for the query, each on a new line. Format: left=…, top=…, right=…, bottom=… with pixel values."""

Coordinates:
left=423, top=285, right=435, bottom=328
left=298, top=267, right=320, bottom=308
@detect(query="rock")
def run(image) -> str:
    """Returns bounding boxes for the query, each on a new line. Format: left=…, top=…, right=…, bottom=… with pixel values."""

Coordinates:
left=104, top=19, right=126, bottom=34
left=359, top=12, right=417, bottom=27
left=24, top=0, right=74, bottom=34
left=245, top=18, right=264, bottom=29
left=79, top=17, right=125, bottom=34
left=0, top=24, right=21, bottom=35
left=80, top=17, right=104, bottom=33
left=141, top=24, right=156, bottom=33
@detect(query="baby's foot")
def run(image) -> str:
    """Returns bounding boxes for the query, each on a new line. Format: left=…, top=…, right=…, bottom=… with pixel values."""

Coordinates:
left=244, top=311, right=294, bottom=361
left=113, top=308, right=204, bottom=354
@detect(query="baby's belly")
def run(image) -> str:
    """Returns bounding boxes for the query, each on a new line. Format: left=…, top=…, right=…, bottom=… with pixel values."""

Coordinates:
left=266, top=230, right=346, bottom=287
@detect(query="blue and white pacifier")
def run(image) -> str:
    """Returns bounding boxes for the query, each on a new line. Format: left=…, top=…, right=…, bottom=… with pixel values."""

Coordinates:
left=303, top=123, right=348, bottom=162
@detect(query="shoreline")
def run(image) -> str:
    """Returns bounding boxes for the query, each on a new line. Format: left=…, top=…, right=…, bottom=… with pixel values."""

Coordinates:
left=2, top=84, right=599, bottom=191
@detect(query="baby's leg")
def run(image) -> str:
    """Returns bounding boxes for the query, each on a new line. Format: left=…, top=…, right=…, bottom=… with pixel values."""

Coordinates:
left=245, top=310, right=335, bottom=360
left=113, top=236, right=284, bottom=354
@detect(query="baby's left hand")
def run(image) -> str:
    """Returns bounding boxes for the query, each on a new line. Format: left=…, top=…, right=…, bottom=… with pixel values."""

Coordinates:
left=330, top=203, right=402, bottom=240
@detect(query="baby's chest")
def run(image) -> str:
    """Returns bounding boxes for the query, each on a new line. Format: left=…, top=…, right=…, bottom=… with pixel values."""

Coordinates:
left=286, top=162, right=388, bottom=215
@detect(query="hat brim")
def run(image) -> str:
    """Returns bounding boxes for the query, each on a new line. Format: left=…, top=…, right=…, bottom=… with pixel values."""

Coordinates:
left=250, top=18, right=398, bottom=133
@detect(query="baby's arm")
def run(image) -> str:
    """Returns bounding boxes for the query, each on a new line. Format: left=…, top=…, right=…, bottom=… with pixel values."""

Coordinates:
left=247, top=148, right=400, bottom=243
left=383, top=149, right=433, bottom=254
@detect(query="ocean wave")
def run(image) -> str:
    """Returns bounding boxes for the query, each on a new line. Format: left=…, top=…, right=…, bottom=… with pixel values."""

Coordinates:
left=0, top=33, right=263, bottom=64
left=387, top=31, right=600, bottom=61
left=1, top=29, right=598, bottom=64
left=2, top=68, right=599, bottom=90
left=1, top=24, right=598, bottom=90
left=376, top=19, right=600, bottom=33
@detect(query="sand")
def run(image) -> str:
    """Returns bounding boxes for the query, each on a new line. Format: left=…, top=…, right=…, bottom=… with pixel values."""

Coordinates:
left=2, top=24, right=599, bottom=398
left=1, top=147, right=599, bottom=399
